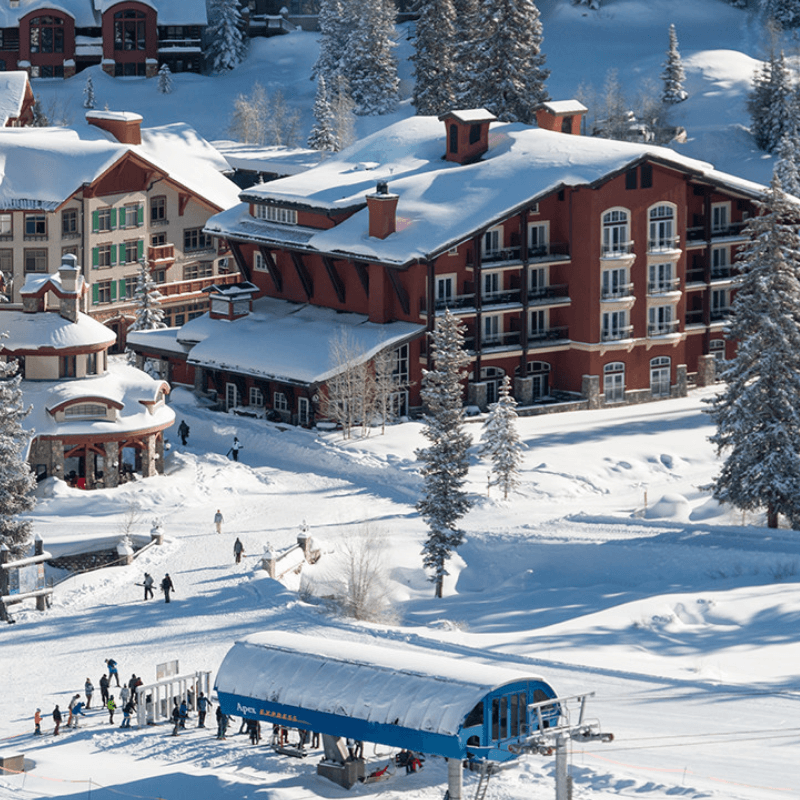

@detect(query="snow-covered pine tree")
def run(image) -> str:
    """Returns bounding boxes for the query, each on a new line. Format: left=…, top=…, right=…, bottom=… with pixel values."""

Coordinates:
left=662, top=24, right=688, bottom=104
left=479, top=375, right=523, bottom=500
left=311, top=0, right=348, bottom=85
left=83, top=74, right=95, bottom=109
left=0, top=348, right=36, bottom=558
left=157, top=63, right=173, bottom=95
left=31, top=99, right=49, bottom=127
left=206, top=0, right=248, bottom=74
left=775, top=119, right=800, bottom=196
left=412, top=0, right=458, bottom=116
left=330, top=75, right=357, bottom=150
left=748, top=49, right=793, bottom=153
left=129, top=260, right=167, bottom=334
left=471, top=0, right=549, bottom=123
left=704, top=174, right=800, bottom=529
left=308, top=75, right=340, bottom=151
left=340, top=0, right=399, bottom=115
left=762, top=0, right=800, bottom=28
left=452, top=0, right=482, bottom=108
left=416, top=310, right=472, bottom=598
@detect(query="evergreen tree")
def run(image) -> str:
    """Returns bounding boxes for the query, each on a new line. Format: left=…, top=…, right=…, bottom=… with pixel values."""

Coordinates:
left=83, top=74, right=95, bottom=109
left=775, top=124, right=800, bottom=197
left=452, top=0, right=482, bottom=108
left=330, top=75, right=357, bottom=150
left=762, top=0, right=800, bottom=28
left=206, top=0, right=248, bottom=74
left=308, top=75, right=340, bottom=151
left=705, top=174, right=800, bottom=529
left=471, top=0, right=549, bottom=123
left=416, top=310, right=472, bottom=598
left=157, top=63, right=173, bottom=95
left=129, top=259, right=167, bottom=334
left=479, top=375, right=523, bottom=500
left=31, top=99, right=49, bottom=127
left=312, top=0, right=348, bottom=84
left=412, top=0, right=458, bottom=116
left=661, top=24, right=688, bottom=104
left=0, top=350, right=36, bottom=558
left=748, top=50, right=793, bottom=153
left=340, top=0, right=399, bottom=115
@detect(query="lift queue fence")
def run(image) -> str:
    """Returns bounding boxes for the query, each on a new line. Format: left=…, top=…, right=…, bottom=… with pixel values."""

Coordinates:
left=135, top=670, right=212, bottom=728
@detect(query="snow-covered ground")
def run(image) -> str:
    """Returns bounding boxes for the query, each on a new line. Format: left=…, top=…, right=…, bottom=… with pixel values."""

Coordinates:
left=1, top=385, right=798, bottom=800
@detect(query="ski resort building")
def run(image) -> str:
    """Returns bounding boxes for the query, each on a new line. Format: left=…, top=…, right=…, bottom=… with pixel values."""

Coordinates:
left=0, top=70, right=34, bottom=126
left=129, top=106, right=764, bottom=424
left=0, top=110, right=241, bottom=349
left=0, top=255, right=174, bottom=488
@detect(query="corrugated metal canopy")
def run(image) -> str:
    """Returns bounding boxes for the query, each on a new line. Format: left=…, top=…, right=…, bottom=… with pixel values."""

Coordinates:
left=215, top=632, right=547, bottom=738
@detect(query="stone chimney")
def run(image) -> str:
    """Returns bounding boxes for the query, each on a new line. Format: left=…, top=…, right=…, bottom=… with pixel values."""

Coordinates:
left=85, top=111, right=143, bottom=145
left=535, top=100, right=588, bottom=135
left=366, top=181, right=399, bottom=239
left=438, top=109, right=497, bottom=164
left=58, top=253, right=80, bottom=322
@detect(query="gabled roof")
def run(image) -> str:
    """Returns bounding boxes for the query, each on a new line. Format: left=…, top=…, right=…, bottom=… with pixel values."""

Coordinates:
left=0, top=72, right=33, bottom=126
left=20, top=269, right=88, bottom=300
left=0, top=1, right=207, bottom=27
left=208, top=116, right=768, bottom=268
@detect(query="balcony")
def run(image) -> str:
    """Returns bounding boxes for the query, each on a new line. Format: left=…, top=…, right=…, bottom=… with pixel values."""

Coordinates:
left=601, top=325, right=633, bottom=342
left=687, top=221, right=749, bottom=243
left=528, top=326, right=569, bottom=345
left=148, top=243, right=175, bottom=265
left=601, top=241, right=634, bottom=258
left=528, top=242, right=570, bottom=262
left=482, top=289, right=522, bottom=307
left=465, top=331, right=522, bottom=351
left=647, top=320, right=680, bottom=336
left=710, top=266, right=734, bottom=281
left=422, top=292, right=476, bottom=313
left=157, top=272, right=240, bottom=299
left=528, top=283, right=569, bottom=304
left=601, top=283, right=634, bottom=300
left=710, top=307, right=732, bottom=322
left=685, top=268, right=706, bottom=284
left=685, top=309, right=704, bottom=326
left=647, top=236, right=680, bottom=253
left=475, top=247, right=522, bottom=266
left=647, top=278, right=680, bottom=295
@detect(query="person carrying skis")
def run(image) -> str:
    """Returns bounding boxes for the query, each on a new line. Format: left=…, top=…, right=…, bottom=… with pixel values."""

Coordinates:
left=143, top=572, right=154, bottom=600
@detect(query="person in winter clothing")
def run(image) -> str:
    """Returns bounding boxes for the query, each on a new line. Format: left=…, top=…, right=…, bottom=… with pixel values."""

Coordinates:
left=119, top=684, right=130, bottom=707
left=70, top=701, right=86, bottom=728
left=52, top=705, right=62, bottom=736
left=214, top=509, right=224, bottom=534
left=247, top=718, right=261, bottom=745
left=143, top=572, right=154, bottom=600
left=106, top=658, right=120, bottom=687
left=161, top=573, right=174, bottom=603
left=128, top=674, right=142, bottom=707
left=171, top=700, right=181, bottom=736
left=178, top=699, right=188, bottom=728
left=197, top=692, right=211, bottom=728
left=120, top=699, right=135, bottom=728
left=215, top=706, right=228, bottom=739
left=107, top=695, right=116, bottom=724
left=230, top=436, right=241, bottom=461
left=84, top=678, right=94, bottom=709
left=67, top=693, right=80, bottom=727
left=233, top=537, right=244, bottom=564
left=34, top=708, right=42, bottom=735
left=178, top=420, right=190, bottom=445
left=99, top=674, right=110, bottom=706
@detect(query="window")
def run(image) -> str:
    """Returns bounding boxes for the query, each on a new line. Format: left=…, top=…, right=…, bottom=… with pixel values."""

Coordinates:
left=123, top=204, right=143, bottom=229
left=63, top=403, right=109, bottom=420
left=483, top=314, right=501, bottom=343
left=480, top=367, right=505, bottom=405
left=648, top=204, right=675, bottom=250
left=96, top=207, right=114, bottom=232
left=528, top=223, right=548, bottom=255
left=184, top=228, right=213, bottom=251
left=115, top=9, right=146, bottom=51
left=640, top=163, right=653, bottom=188
left=602, top=310, right=628, bottom=341
left=650, top=356, right=671, bottom=396
left=648, top=262, right=674, bottom=293
left=96, top=280, right=113, bottom=303
left=0, top=30, right=19, bottom=51
left=602, top=209, right=630, bottom=255
left=29, top=15, right=65, bottom=54
left=448, top=123, right=458, bottom=154
left=274, top=392, right=289, bottom=412
left=604, top=362, right=625, bottom=403
left=602, top=267, right=628, bottom=298
left=225, top=382, right=240, bottom=411
left=527, top=361, right=551, bottom=399
left=298, top=396, right=311, bottom=426
left=124, top=240, right=141, bottom=264
left=86, top=352, right=97, bottom=375
left=24, top=214, right=46, bottom=236
left=483, top=271, right=501, bottom=299
left=625, top=168, right=637, bottom=190
left=0, top=249, right=12, bottom=276
left=529, top=266, right=546, bottom=296
left=648, top=305, right=674, bottom=335
left=153, top=268, right=166, bottom=283
left=709, top=339, right=726, bottom=360
left=711, top=202, right=729, bottom=233
left=249, top=387, right=264, bottom=407
left=124, top=277, right=137, bottom=299
left=435, top=275, right=454, bottom=306
left=483, top=227, right=502, bottom=258
left=183, top=262, right=213, bottom=280
left=254, top=251, right=268, bottom=272
left=60, top=355, right=76, bottom=378
left=530, top=308, right=546, bottom=338
left=151, top=232, right=166, bottom=246
left=469, top=123, right=481, bottom=144
left=712, top=289, right=729, bottom=319
left=96, top=244, right=113, bottom=268
left=0, top=214, right=10, bottom=236
left=151, top=196, right=166, bottom=223
left=24, top=249, right=47, bottom=273
left=255, top=205, right=298, bottom=225
left=61, top=208, right=78, bottom=236
left=711, top=247, right=729, bottom=275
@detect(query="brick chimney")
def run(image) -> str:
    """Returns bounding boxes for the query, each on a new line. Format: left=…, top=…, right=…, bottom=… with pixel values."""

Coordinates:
left=86, top=111, right=143, bottom=145
left=366, top=181, right=399, bottom=239
left=536, top=100, right=587, bottom=135
left=58, top=253, right=80, bottom=322
left=438, top=109, right=497, bottom=164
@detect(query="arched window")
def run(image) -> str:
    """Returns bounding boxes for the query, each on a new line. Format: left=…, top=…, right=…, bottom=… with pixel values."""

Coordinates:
left=29, top=16, right=64, bottom=53
left=650, top=356, right=671, bottom=397
left=63, top=403, right=108, bottom=420
left=648, top=204, right=676, bottom=251
left=115, top=9, right=146, bottom=51
left=603, top=362, right=625, bottom=403
left=602, top=208, right=630, bottom=256
left=527, top=361, right=551, bottom=399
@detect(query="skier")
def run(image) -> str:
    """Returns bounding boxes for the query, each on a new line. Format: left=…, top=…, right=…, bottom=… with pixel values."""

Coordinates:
left=171, top=700, right=182, bottom=736
left=233, top=537, right=244, bottom=564
left=71, top=700, right=86, bottom=728
left=178, top=419, right=190, bottom=445
left=84, top=678, right=94, bottom=709
left=119, top=684, right=130, bottom=708
left=52, top=705, right=62, bottom=736
left=120, top=699, right=135, bottom=728
left=197, top=692, right=211, bottom=728
left=214, top=509, right=224, bottom=534
left=216, top=705, right=229, bottom=739
left=99, top=674, right=110, bottom=706
left=247, top=718, right=261, bottom=745
left=107, top=695, right=116, bottom=725
left=67, top=693, right=80, bottom=727
left=161, top=573, right=174, bottom=603
left=34, top=708, right=42, bottom=736
left=143, top=572, right=154, bottom=600
left=179, top=699, right=188, bottom=728
left=106, top=657, right=120, bottom=687
left=230, top=436, right=241, bottom=461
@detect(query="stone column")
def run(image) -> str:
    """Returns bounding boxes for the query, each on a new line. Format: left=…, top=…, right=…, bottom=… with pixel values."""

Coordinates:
left=582, top=374, right=600, bottom=409
left=141, top=435, right=156, bottom=478
left=675, top=364, right=688, bottom=397
left=468, top=381, right=488, bottom=412
left=86, top=447, right=96, bottom=489
left=193, top=366, right=205, bottom=394
left=514, top=375, right=534, bottom=406
left=51, top=441, right=65, bottom=482
left=35, top=536, right=46, bottom=611
left=155, top=434, right=165, bottom=475
left=105, top=442, right=120, bottom=488
left=696, top=354, right=716, bottom=387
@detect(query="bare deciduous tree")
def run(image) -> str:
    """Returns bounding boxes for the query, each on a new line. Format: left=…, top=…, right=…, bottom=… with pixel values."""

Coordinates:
left=321, top=328, right=374, bottom=439
left=229, top=83, right=301, bottom=146
left=373, top=344, right=411, bottom=434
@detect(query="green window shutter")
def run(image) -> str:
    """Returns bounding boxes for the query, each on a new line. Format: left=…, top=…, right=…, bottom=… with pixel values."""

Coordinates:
left=137, top=239, right=144, bottom=260
left=111, top=245, right=117, bottom=266
left=109, top=208, right=117, bottom=229
left=110, top=281, right=117, bottom=302
left=92, top=247, right=98, bottom=268
left=92, top=210, right=99, bottom=233
left=137, top=204, right=144, bottom=226
left=119, top=278, right=126, bottom=298
left=92, top=283, right=99, bottom=305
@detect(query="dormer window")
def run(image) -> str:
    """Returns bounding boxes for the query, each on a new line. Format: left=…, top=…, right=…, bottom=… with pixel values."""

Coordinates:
left=255, top=205, right=297, bottom=225
left=64, top=403, right=108, bottom=420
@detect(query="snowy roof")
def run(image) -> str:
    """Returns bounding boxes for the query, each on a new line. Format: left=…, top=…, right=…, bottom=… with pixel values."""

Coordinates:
left=21, top=266, right=87, bottom=299
left=0, top=72, right=31, bottom=126
left=208, top=116, right=770, bottom=267
left=0, top=1, right=207, bottom=26
left=0, top=308, right=115, bottom=352
left=85, top=110, right=143, bottom=124
left=439, top=109, right=497, bottom=123
left=131, top=296, right=423, bottom=385
left=215, top=631, right=548, bottom=738
left=212, top=140, right=325, bottom=177
left=540, top=100, right=588, bottom=115
left=125, top=326, right=190, bottom=357
left=0, top=120, right=240, bottom=212
left=20, top=362, right=174, bottom=446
